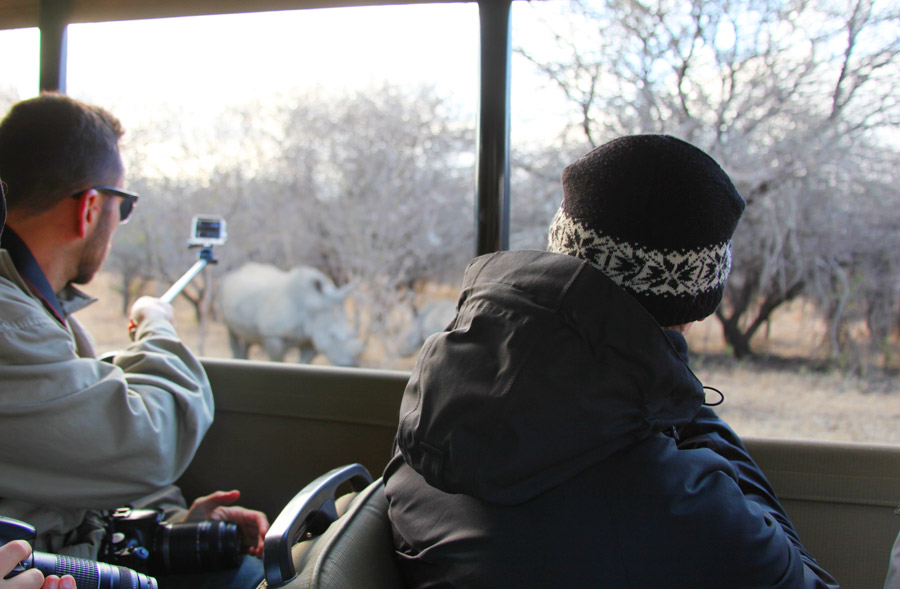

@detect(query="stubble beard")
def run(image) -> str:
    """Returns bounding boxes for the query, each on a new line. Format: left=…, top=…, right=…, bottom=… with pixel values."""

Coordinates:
left=71, top=206, right=116, bottom=286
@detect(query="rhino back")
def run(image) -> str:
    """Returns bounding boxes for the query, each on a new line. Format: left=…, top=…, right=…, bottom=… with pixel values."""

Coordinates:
left=219, top=264, right=307, bottom=341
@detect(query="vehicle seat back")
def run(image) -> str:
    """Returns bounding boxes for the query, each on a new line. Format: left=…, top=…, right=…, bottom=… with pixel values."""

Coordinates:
left=258, top=464, right=404, bottom=589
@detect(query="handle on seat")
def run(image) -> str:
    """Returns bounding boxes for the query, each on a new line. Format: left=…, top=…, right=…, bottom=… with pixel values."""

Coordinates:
left=263, top=464, right=373, bottom=588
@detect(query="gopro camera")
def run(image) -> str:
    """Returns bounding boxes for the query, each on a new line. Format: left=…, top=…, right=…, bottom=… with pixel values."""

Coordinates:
left=188, top=215, right=227, bottom=247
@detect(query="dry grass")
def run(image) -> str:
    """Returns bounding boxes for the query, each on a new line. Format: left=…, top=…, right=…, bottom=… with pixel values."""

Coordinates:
left=682, top=307, right=900, bottom=445
left=77, top=273, right=900, bottom=445
left=693, top=357, right=900, bottom=444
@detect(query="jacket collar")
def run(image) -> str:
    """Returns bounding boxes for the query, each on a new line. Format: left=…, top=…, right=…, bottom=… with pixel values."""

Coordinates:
left=0, top=228, right=96, bottom=324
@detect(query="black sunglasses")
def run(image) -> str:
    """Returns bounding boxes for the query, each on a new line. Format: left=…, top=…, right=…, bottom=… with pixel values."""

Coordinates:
left=72, top=186, right=140, bottom=224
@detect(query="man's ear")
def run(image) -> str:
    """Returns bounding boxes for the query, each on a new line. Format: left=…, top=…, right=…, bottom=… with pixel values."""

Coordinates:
left=73, top=189, right=103, bottom=238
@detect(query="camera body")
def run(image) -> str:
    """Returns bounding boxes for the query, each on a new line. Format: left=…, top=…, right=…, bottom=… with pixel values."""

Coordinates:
left=188, top=215, right=227, bottom=247
left=100, top=506, right=243, bottom=576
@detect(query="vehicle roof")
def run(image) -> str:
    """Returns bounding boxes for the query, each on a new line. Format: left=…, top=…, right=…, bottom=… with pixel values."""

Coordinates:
left=0, top=0, right=465, bottom=31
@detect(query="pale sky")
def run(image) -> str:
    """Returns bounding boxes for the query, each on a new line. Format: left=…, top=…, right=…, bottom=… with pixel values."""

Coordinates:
left=0, top=3, right=570, bottom=143
left=66, top=5, right=481, bottom=120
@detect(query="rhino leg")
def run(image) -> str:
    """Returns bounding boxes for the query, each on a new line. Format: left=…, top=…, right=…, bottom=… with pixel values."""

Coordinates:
left=262, top=337, right=288, bottom=362
left=298, top=345, right=317, bottom=364
left=228, top=329, right=250, bottom=359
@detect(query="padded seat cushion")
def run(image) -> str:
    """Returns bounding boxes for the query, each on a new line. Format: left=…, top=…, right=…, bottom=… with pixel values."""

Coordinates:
left=258, top=479, right=404, bottom=589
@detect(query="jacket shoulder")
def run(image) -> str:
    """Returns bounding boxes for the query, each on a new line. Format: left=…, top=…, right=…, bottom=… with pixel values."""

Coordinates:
left=0, top=276, right=76, bottom=358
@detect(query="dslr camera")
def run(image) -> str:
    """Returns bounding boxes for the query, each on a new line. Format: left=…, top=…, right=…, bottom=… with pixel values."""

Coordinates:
left=1, top=515, right=157, bottom=589
left=100, top=506, right=243, bottom=576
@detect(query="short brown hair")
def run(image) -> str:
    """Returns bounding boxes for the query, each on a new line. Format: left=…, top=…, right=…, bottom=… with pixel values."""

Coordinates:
left=0, top=92, right=125, bottom=214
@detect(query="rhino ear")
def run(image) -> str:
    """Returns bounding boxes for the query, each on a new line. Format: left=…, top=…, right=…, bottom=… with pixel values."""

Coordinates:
left=333, top=281, right=356, bottom=300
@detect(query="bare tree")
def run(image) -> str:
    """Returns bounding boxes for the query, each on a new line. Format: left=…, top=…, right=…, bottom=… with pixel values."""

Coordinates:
left=0, top=85, right=19, bottom=116
left=516, top=0, right=900, bottom=359
left=270, top=84, right=474, bottom=344
left=509, top=145, right=573, bottom=250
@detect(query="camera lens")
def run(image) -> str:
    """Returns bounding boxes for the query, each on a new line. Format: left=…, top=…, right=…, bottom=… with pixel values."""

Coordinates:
left=30, top=551, right=157, bottom=589
left=154, top=521, right=243, bottom=574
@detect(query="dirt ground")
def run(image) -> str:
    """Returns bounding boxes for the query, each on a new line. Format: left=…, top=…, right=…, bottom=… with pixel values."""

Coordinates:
left=76, top=273, right=900, bottom=446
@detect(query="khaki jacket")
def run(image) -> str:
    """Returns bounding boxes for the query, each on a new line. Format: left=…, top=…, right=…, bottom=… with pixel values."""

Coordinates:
left=0, top=248, right=214, bottom=558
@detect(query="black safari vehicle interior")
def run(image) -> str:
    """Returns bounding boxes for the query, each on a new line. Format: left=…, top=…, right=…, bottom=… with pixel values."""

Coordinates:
left=4, top=0, right=900, bottom=587
left=177, top=360, right=900, bottom=588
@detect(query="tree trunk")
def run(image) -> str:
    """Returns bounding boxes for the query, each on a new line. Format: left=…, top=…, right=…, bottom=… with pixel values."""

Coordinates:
left=716, top=308, right=755, bottom=358
left=716, top=281, right=805, bottom=358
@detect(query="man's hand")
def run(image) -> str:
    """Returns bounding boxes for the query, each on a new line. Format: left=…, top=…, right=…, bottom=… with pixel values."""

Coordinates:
left=183, top=490, right=269, bottom=557
left=0, top=540, right=76, bottom=589
left=128, top=296, right=174, bottom=330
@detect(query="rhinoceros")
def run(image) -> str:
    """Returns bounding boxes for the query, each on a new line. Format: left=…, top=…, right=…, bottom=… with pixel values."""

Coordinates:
left=398, top=299, right=457, bottom=356
left=218, top=263, right=364, bottom=366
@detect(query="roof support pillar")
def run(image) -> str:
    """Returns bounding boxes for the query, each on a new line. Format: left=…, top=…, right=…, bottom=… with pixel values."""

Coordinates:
left=475, top=0, right=512, bottom=255
left=39, top=0, right=72, bottom=93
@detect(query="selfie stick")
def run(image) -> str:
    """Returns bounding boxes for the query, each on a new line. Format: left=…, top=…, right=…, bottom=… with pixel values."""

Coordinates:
left=160, top=247, right=217, bottom=303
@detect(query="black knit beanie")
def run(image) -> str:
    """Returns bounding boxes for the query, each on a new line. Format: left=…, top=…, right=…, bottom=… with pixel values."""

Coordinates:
left=548, top=134, right=745, bottom=327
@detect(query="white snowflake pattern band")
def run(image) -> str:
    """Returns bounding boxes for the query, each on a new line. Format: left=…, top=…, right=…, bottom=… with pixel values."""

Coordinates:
left=547, top=208, right=732, bottom=297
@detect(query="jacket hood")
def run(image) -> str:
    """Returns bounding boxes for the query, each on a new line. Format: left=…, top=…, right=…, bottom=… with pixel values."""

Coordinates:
left=396, top=250, right=705, bottom=504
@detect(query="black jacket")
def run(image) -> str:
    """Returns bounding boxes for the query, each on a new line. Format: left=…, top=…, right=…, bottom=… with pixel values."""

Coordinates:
left=384, top=250, right=838, bottom=588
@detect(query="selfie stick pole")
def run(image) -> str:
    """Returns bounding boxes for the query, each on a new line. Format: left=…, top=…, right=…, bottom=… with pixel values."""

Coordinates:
left=160, top=246, right=218, bottom=304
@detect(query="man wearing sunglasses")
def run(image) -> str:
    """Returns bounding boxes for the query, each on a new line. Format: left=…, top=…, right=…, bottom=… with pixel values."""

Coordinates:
left=0, top=94, right=267, bottom=589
